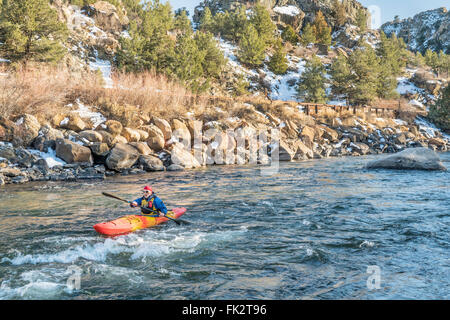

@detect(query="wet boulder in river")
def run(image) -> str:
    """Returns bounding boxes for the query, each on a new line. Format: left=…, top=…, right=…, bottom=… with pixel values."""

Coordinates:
left=366, top=147, right=447, bottom=171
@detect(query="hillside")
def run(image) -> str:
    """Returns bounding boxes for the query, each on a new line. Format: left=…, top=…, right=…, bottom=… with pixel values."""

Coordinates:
left=0, top=0, right=449, bottom=186
left=381, top=7, right=450, bottom=54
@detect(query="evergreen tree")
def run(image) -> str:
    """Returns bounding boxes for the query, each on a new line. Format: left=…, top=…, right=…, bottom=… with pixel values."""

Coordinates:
left=224, top=5, right=248, bottom=43
left=0, top=0, right=68, bottom=63
left=249, top=3, right=276, bottom=46
left=376, top=32, right=407, bottom=76
left=199, top=6, right=214, bottom=33
left=425, top=48, right=440, bottom=75
left=300, top=23, right=316, bottom=46
left=330, top=54, right=352, bottom=102
left=172, top=33, right=206, bottom=92
left=347, top=45, right=380, bottom=105
left=194, top=31, right=225, bottom=79
left=355, top=8, right=368, bottom=33
left=281, top=25, right=299, bottom=44
left=237, top=23, right=266, bottom=67
left=297, top=55, right=328, bottom=103
left=116, top=20, right=148, bottom=72
left=312, top=11, right=332, bottom=47
left=428, top=84, right=450, bottom=132
left=268, top=39, right=288, bottom=75
left=174, top=9, right=192, bottom=35
left=333, top=0, right=347, bottom=27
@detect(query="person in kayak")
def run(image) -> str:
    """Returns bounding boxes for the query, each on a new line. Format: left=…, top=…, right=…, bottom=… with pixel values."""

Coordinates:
left=130, top=186, right=168, bottom=217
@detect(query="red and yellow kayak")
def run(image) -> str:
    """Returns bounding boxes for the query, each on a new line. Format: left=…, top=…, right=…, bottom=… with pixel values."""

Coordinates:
left=93, top=207, right=187, bottom=236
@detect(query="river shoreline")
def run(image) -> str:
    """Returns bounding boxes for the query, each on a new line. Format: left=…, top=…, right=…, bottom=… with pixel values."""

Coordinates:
left=1, top=112, right=449, bottom=186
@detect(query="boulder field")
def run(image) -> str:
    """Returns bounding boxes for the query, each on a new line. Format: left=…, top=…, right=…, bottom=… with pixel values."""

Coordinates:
left=0, top=112, right=449, bottom=185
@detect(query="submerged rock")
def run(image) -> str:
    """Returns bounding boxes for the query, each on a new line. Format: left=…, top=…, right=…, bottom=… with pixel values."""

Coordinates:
left=366, top=147, right=447, bottom=171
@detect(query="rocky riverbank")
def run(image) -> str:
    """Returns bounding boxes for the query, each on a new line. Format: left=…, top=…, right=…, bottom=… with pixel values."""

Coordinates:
left=1, top=107, right=449, bottom=186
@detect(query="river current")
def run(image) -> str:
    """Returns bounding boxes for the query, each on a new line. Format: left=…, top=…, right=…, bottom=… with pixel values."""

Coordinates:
left=0, top=153, right=449, bottom=299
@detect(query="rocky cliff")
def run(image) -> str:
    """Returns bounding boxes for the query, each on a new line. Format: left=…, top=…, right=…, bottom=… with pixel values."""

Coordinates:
left=381, top=7, right=450, bottom=54
left=195, top=0, right=370, bottom=30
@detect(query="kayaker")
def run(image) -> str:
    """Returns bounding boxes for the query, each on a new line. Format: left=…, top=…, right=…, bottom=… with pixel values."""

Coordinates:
left=130, top=186, right=168, bottom=217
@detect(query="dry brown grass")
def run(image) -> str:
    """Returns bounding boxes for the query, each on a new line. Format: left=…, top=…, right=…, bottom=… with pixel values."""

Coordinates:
left=0, top=65, right=86, bottom=121
left=74, top=70, right=212, bottom=126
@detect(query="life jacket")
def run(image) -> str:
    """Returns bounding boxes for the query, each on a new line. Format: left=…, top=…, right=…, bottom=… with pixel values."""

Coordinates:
left=141, top=194, right=159, bottom=215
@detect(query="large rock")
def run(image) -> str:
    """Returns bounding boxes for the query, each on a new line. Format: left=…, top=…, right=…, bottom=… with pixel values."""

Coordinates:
left=105, top=143, right=140, bottom=171
left=103, top=120, right=123, bottom=137
left=171, top=119, right=191, bottom=147
left=153, top=117, right=172, bottom=140
left=84, top=1, right=129, bottom=34
left=0, top=117, right=17, bottom=142
left=170, top=143, right=201, bottom=169
left=15, top=114, right=41, bottom=146
left=79, top=130, right=103, bottom=143
left=55, top=138, right=93, bottom=164
left=122, top=127, right=141, bottom=142
left=129, top=142, right=152, bottom=155
left=138, top=155, right=164, bottom=172
left=366, top=147, right=447, bottom=171
left=33, top=125, right=65, bottom=152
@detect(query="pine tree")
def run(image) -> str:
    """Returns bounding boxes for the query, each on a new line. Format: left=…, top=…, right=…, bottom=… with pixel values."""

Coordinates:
left=355, top=8, right=368, bottom=34
left=300, top=23, right=316, bottom=46
left=347, top=45, right=380, bottom=105
left=281, top=25, right=299, bottom=44
left=376, top=32, right=407, bottom=77
left=194, top=31, right=225, bottom=79
left=425, top=49, right=440, bottom=75
left=297, top=55, right=328, bottom=103
left=268, top=39, right=288, bottom=75
left=174, top=9, right=192, bottom=35
left=333, top=0, right=347, bottom=27
left=237, top=23, right=266, bottom=67
left=225, top=5, right=248, bottom=43
left=250, top=3, right=276, bottom=46
left=116, top=20, right=148, bottom=72
left=312, top=11, right=332, bottom=47
left=172, top=33, right=205, bottom=91
left=330, top=54, right=352, bottom=102
left=0, top=0, right=68, bottom=63
left=428, top=84, right=450, bottom=131
left=199, top=6, right=214, bottom=33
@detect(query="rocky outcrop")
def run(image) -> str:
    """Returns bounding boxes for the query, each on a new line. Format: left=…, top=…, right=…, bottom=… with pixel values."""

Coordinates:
left=84, top=1, right=129, bottom=34
left=381, top=7, right=449, bottom=54
left=366, top=147, right=447, bottom=171
left=195, top=0, right=370, bottom=30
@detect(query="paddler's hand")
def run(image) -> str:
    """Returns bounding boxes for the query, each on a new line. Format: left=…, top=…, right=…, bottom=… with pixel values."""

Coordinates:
left=159, top=212, right=166, bottom=217
left=130, top=201, right=138, bottom=207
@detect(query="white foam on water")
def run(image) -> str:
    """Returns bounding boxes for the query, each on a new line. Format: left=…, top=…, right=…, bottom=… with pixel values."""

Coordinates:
left=2, top=227, right=249, bottom=266
left=359, top=240, right=375, bottom=248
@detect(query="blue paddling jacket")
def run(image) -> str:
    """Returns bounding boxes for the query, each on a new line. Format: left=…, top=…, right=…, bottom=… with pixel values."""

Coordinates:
left=132, top=194, right=168, bottom=215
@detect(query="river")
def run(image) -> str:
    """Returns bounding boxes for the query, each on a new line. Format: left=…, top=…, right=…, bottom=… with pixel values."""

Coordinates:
left=0, top=153, right=449, bottom=299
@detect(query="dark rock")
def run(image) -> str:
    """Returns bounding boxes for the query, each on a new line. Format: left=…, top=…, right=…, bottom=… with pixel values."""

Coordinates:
left=366, top=147, right=447, bottom=171
left=139, top=155, right=165, bottom=172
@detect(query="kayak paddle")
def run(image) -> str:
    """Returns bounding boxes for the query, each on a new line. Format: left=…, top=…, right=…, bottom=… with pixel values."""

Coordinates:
left=101, top=192, right=189, bottom=225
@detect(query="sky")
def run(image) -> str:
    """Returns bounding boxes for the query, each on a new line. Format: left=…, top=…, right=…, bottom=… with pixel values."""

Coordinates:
left=165, top=0, right=449, bottom=29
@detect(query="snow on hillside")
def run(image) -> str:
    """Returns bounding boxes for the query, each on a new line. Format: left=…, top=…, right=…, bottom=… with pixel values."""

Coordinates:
left=273, top=6, right=301, bottom=16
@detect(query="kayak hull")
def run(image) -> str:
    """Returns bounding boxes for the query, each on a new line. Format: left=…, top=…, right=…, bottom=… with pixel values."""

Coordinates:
left=93, top=207, right=187, bottom=236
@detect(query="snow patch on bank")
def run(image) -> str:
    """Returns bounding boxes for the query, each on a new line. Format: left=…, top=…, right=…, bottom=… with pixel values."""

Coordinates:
left=28, top=148, right=66, bottom=168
